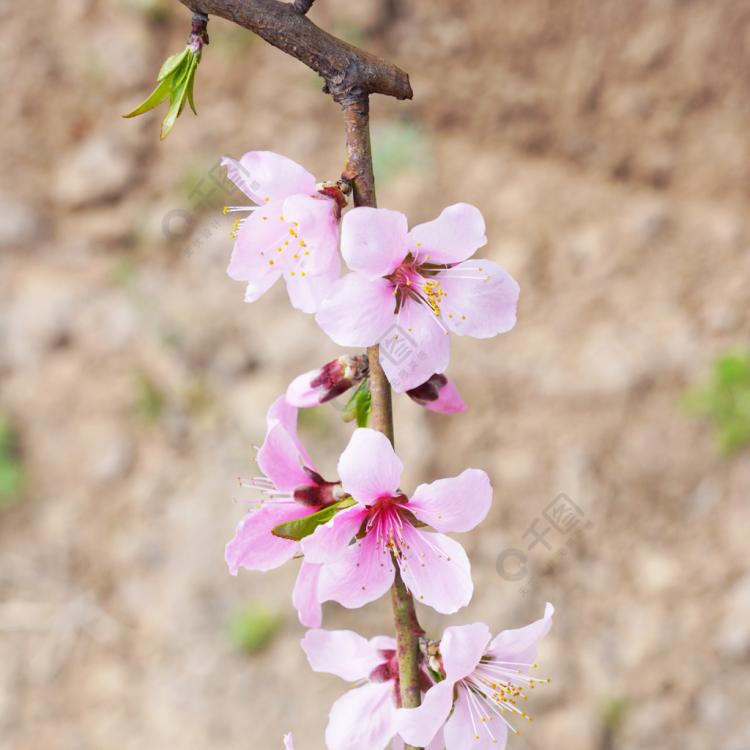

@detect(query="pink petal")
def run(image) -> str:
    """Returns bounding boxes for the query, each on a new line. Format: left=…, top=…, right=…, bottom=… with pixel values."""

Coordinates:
left=318, top=536, right=395, bottom=610
left=286, top=367, right=324, bottom=408
left=341, top=207, right=409, bottom=277
left=225, top=503, right=307, bottom=574
left=409, top=469, right=492, bottom=533
left=443, top=684, right=508, bottom=750
left=441, top=623, right=491, bottom=680
left=325, top=681, right=397, bottom=750
left=222, top=151, right=316, bottom=204
left=283, top=733, right=295, bottom=750
left=406, top=203, right=486, bottom=265
left=397, top=680, right=455, bottom=748
left=301, top=628, right=385, bottom=682
left=293, top=562, right=323, bottom=628
left=379, top=300, right=451, bottom=393
left=301, top=505, right=368, bottom=563
left=397, top=528, right=472, bottom=614
left=338, top=428, right=403, bottom=503
left=257, top=421, right=310, bottom=493
left=438, top=260, right=520, bottom=339
left=227, top=199, right=288, bottom=280
left=486, top=602, right=555, bottom=664
left=315, top=274, right=396, bottom=347
left=282, top=194, right=340, bottom=275
left=423, top=377, right=467, bottom=414
left=265, top=396, right=315, bottom=470
left=283, top=250, right=341, bottom=314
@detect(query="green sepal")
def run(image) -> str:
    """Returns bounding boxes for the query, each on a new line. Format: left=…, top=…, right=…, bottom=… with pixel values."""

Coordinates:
left=342, top=379, right=372, bottom=428
left=271, top=496, right=356, bottom=541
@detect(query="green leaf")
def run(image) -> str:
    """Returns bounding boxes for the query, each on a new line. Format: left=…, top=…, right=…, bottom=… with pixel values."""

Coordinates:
left=160, top=53, right=196, bottom=140
left=228, top=603, right=283, bottom=653
left=186, top=61, right=198, bottom=115
left=158, top=46, right=189, bottom=81
left=122, top=74, right=173, bottom=118
left=342, top=379, right=371, bottom=427
left=272, top=497, right=356, bottom=541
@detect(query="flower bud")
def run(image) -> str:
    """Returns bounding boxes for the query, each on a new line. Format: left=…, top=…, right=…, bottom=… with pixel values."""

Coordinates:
left=287, top=354, right=369, bottom=407
left=407, top=374, right=467, bottom=414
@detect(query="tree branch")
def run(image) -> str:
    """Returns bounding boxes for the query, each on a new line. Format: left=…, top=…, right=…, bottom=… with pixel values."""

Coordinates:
left=176, top=0, right=412, bottom=103
left=292, top=0, right=315, bottom=14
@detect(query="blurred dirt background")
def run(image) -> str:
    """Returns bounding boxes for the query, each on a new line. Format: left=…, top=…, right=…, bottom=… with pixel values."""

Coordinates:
left=1, top=0, right=750, bottom=748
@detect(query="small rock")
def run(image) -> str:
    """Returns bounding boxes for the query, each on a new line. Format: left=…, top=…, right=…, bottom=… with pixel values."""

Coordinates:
left=90, top=432, right=136, bottom=484
left=53, top=134, right=135, bottom=208
left=0, top=195, right=42, bottom=249
left=717, top=575, right=750, bottom=658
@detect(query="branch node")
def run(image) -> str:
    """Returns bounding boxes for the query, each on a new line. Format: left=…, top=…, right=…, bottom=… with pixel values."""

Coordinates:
left=292, top=0, right=315, bottom=14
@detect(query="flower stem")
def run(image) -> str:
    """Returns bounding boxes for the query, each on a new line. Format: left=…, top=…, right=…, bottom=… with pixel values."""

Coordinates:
left=341, top=95, right=423, bottom=749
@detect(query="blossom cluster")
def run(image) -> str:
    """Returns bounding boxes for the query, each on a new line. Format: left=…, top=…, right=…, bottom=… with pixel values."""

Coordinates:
left=222, top=151, right=554, bottom=749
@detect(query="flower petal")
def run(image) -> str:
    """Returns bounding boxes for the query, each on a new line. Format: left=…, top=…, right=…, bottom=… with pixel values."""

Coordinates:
left=227, top=199, right=289, bottom=280
left=422, top=377, right=467, bottom=414
left=441, top=623, right=491, bottom=680
left=341, top=207, right=408, bottom=277
left=222, top=151, right=316, bottom=204
left=282, top=194, right=340, bottom=275
left=315, top=274, right=396, bottom=347
left=301, top=628, right=385, bottom=682
left=265, top=396, right=315, bottom=469
left=325, top=682, right=397, bottom=750
left=257, top=421, right=311, bottom=493
left=438, top=260, right=520, bottom=339
left=283, top=733, right=295, bottom=750
left=286, top=367, right=325, bottom=408
left=379, top=300, right=451, bottom=393
left=486, top=602, right=555, bottom=664
left=301, top=505, right=368, bottom=563
left=397, top=528, right=472, bottom=614
left=283, top=250, right=341, bottom=314
left=443, top=684, right=508, bottom=750
left=338, top=428, right=403, bottom=503
left=225, top=503, right=307, bottom=574
left=293, top=561, right=322, bottom=628
left=409, top=469, right=492, bottom=533
left=318, top=536, right=395, bottom=610
left=407, top=203, right=486, bottom=264
left=397, top=680, right=455, bottom=748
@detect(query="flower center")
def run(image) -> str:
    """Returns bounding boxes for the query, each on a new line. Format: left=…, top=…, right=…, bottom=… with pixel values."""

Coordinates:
left=460, top=658, right=549, bottom=742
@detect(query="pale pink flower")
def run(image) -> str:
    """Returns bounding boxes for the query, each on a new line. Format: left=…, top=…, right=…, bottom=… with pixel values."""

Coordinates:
left=225, top=396, right=339, bottom=626
left=302, top=428, right=492, bottom=614
left=397, top=604, right=554, bottom=750
left=301, top=629, right=443, bottom=750
left=315, top=203, right=519, bottom=391
left=283, top=734, right=295, bottom=750
left=222, top=151, right=345, bottom=313
left=286, top=357, right=466, bottom=414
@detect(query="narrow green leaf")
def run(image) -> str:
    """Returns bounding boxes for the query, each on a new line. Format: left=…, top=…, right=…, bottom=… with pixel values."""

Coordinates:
left=158, top=47, right=189, bottom=81
left=272, top=497, right=356, bottom=541
left=122, top=74, right=173, bottom=118
left=186, top=61, right=198, bottom=115
left=160, top=53, right=196, bottom=140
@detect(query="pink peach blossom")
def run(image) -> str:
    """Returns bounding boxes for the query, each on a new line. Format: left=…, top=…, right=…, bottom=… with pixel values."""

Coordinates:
left=301, top=629, right=443, bottom=750
left=397, top=604, right=554, bottom=750
left=225, top=396, right=338, bottom=627
left=222, top=151, right=344, bottom=313
left=302, top=428, right=492, bottom=614
left=315, top=203, right=519, bottom=391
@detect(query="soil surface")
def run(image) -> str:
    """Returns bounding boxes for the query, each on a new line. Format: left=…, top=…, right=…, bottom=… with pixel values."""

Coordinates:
left=1, top=1, right=749, bottom=749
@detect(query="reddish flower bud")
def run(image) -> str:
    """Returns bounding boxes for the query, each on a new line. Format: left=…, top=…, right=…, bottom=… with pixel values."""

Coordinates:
left=287, top=354, right=369, bottom=407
